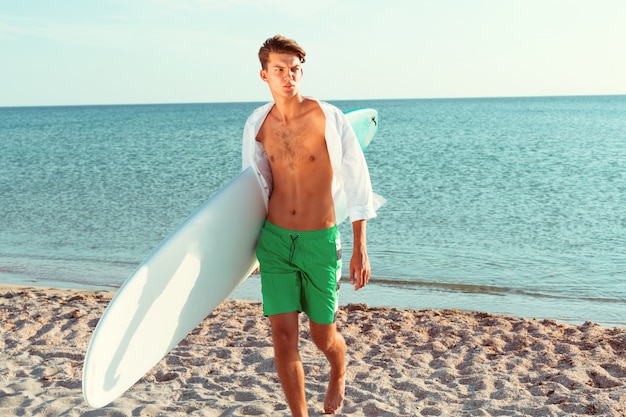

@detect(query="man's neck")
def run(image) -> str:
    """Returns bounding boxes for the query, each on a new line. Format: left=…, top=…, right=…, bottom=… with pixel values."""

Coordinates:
left=271, top=94, right=306, bottom=123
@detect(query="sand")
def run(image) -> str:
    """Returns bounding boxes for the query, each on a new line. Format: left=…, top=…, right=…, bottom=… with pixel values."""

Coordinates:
left=1, top=284, right=625, bottom=417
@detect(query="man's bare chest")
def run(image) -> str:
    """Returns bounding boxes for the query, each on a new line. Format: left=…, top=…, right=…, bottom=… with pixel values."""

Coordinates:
left=263, top=122, right=327, bottom=166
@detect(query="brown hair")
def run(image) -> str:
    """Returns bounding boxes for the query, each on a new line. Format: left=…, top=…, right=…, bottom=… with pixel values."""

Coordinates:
left=258, top=35, right=306, bottom=70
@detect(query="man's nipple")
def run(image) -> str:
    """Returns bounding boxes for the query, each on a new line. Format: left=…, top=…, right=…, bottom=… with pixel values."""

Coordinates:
left=291, top=209, right=296, bottom=215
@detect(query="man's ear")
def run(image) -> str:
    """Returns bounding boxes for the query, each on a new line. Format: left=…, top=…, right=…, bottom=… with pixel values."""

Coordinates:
left=260, top=69, right=268, bottom=82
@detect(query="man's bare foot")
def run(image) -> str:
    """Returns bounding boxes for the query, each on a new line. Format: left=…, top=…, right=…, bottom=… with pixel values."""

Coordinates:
left=323, top=367, right=346, bottom=414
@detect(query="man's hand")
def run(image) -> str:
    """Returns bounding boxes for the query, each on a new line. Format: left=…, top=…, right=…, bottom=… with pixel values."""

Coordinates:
left=350, top=220, right=370, bottom=290
left=350, top=249, right=370, bottom=290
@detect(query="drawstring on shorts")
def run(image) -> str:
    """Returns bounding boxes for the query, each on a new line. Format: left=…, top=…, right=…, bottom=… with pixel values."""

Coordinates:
left=288, top=233, right=301, bottom=266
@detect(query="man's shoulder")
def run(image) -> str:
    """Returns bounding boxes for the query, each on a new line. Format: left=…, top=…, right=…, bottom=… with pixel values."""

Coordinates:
left=308, top=98, right=346, bottom=125
left=312, top=98, right=340, bottom=113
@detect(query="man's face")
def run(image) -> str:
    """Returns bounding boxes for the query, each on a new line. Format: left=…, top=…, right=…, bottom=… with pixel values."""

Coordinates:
left=260, top=52, right=303, bottom=97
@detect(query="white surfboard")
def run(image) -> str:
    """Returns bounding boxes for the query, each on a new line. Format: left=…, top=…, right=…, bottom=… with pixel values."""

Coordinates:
left=82, top=108, right=379, bottom=408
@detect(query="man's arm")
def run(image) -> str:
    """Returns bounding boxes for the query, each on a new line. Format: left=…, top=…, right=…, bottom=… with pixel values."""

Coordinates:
left=349, top=219, right=370, bottom=290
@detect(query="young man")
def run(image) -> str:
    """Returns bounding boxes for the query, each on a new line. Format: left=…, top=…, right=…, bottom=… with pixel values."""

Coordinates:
left=241, top=35, right=383, bottom=416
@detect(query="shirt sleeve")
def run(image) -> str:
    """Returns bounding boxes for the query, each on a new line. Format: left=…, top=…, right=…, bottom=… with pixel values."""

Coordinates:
left=336, top=110, right=381, bottom=222
left=242, top=118, right=252, bottom=171
left=241, top=104, right=274, bottom=206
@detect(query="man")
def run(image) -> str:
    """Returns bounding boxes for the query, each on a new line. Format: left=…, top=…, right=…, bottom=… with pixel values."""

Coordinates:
left=241, top=35, right=383, bottom=416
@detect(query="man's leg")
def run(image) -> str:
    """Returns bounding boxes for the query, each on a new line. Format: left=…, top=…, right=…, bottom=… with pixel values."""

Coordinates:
left=269, top=311, right=309, bottom=417
left=310, top=321, right=346, bottom=414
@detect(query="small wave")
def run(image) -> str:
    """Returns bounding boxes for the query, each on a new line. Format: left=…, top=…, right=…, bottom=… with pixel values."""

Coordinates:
left=362, top=276, right=626, bottom=305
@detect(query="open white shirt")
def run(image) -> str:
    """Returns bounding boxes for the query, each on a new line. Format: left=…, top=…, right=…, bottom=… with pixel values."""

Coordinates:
left=241, top=98, right=384, bottom=224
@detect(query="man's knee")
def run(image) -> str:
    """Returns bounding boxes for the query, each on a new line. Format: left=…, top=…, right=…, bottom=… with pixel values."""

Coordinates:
left=311, top=323, right=340, bottom=352
left=270, top=313, right=300, bottom=352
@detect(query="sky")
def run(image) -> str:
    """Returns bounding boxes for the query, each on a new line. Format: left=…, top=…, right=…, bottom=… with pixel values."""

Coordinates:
left=1, top=0, right=625, bottom=107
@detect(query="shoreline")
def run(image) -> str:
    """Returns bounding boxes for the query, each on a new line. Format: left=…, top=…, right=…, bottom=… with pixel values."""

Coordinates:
left=1, top=284, right=625, bottom=416
left=5, top=274, right=624, bottom=329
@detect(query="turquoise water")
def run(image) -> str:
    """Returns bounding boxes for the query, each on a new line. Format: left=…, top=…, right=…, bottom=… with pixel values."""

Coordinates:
left=1, top=96, right=625, bottom=327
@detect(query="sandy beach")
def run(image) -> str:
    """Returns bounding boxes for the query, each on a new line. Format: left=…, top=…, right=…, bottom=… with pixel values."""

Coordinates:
left=1, top=285, right=625, bottom=416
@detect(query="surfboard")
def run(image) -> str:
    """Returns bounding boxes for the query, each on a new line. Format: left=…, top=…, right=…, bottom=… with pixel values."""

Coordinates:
left=82, top=108, right=379, bottom=408
left=346, top=108, right=378, bottom=151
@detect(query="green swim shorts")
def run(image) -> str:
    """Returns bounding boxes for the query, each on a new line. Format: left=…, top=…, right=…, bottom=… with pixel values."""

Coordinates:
left=255, top=220, right=342, bottom=325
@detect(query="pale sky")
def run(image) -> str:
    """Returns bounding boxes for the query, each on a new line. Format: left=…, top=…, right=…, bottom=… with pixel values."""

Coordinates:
left=1, top=0, right=625, bottom=107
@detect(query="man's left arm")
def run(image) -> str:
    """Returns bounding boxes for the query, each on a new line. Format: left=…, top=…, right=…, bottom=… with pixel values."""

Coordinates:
left=350, top=219, right=370, bottom=290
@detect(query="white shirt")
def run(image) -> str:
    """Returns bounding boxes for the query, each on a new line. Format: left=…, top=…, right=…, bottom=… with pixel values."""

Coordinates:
left=241, top=98, right=384, bottom=223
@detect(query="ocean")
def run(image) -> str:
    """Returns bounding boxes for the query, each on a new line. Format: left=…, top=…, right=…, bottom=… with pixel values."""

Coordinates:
left=1, top=96, right=625, bottom=327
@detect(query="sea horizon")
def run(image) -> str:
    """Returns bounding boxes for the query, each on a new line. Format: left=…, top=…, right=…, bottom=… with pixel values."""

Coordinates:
left=2, top=93, right=625, bottom=109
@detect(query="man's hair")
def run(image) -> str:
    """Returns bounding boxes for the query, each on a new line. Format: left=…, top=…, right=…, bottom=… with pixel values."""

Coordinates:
left=258, top=35, right=306, bottom=70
